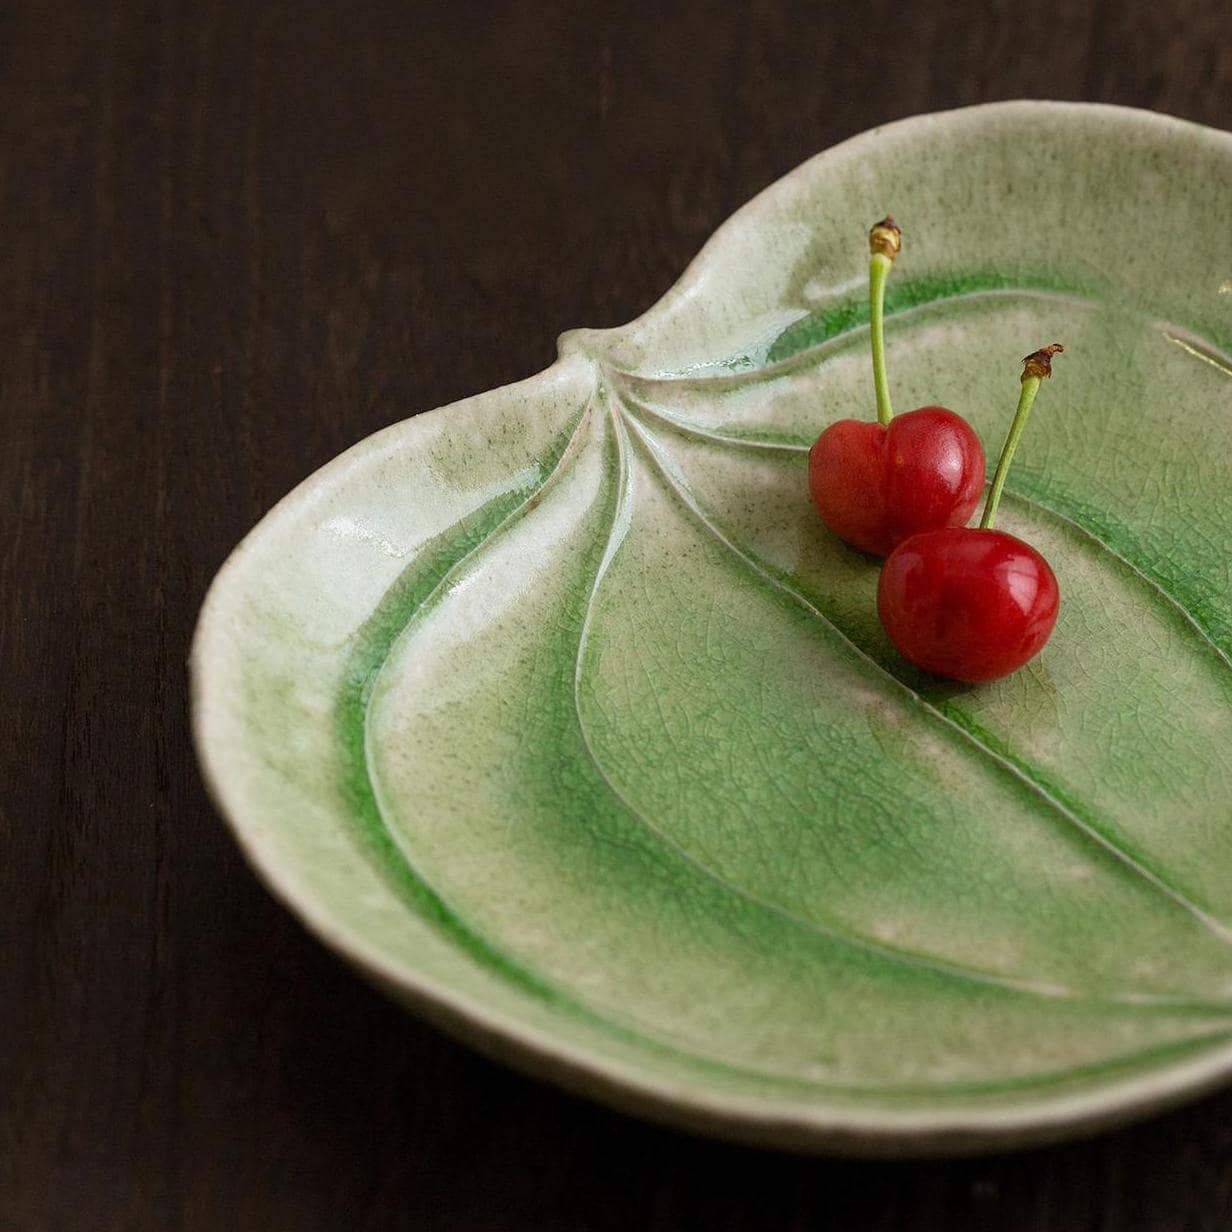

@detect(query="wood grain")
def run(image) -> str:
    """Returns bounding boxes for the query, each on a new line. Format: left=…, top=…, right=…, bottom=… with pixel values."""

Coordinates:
left=4, top=2, right=1232, bottom=1228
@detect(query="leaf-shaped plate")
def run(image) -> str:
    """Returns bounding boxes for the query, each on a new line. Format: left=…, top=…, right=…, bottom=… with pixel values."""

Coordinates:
left=192, top=103, right=1232, bottom=1155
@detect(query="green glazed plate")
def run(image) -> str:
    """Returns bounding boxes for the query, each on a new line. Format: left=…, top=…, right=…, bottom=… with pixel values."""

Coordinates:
left=192, top=102, right=1232, bottom=1156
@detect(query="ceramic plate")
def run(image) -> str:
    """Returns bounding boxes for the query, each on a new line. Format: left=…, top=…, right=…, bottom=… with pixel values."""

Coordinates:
left=192, top=102, right=1232, bottom=1155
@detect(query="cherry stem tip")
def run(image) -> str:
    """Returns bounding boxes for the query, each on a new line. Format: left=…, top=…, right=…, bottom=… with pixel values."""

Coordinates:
left=868, top=215, right=902, bottom=261
left=1022, top=343, right=1064, bottom=381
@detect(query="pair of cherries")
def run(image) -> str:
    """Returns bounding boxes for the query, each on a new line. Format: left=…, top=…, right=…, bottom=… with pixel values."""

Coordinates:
left=808, top=217, right=1061, bottom=683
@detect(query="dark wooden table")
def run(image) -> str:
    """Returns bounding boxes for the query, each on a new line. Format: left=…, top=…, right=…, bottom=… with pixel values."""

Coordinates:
left=6, top=3, right=1232, bottom=1228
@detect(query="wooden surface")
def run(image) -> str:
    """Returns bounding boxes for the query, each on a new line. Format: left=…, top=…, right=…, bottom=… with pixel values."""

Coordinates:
left=5, top=2, right=1232, bottom=1227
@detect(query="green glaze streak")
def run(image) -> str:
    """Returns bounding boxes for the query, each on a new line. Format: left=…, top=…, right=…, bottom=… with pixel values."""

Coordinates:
left=765, top=270, right=1094, bottom=366
left=1007, top=474, right=1232, bottom=663
left=334, top=413, right=587, bottom=1004
left=923, top=697, right=1185, bottom=901
left=1006, top=487, right=1232, bottom=674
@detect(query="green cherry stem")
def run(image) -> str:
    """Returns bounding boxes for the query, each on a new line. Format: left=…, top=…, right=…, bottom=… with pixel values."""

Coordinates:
left=980, top=343, right=1065, bottom=530
left=868, top=216, right=901, bottom=427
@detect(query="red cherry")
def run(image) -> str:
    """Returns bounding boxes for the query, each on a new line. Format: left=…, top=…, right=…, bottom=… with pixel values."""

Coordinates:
left=808, top=406, right=985, bottom=556
left=877, top=527, right=1059, bottom=682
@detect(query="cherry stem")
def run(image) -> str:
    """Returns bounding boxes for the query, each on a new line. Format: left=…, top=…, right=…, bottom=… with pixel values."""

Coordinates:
left=869, top=252, right=894, bottom=426
left=866, top=217, right=900, bottom=427
left=980, top=344, right=1064, bottom=530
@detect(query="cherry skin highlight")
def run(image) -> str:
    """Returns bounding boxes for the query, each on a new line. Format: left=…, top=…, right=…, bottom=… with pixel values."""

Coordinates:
left=808, top=406, right=985, bottom=557
left=877, top=527, right=1059, bottom=683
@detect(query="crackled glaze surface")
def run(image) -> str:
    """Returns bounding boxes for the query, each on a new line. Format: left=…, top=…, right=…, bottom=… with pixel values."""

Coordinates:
left=192, top=103, right=1232, bottom=1154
